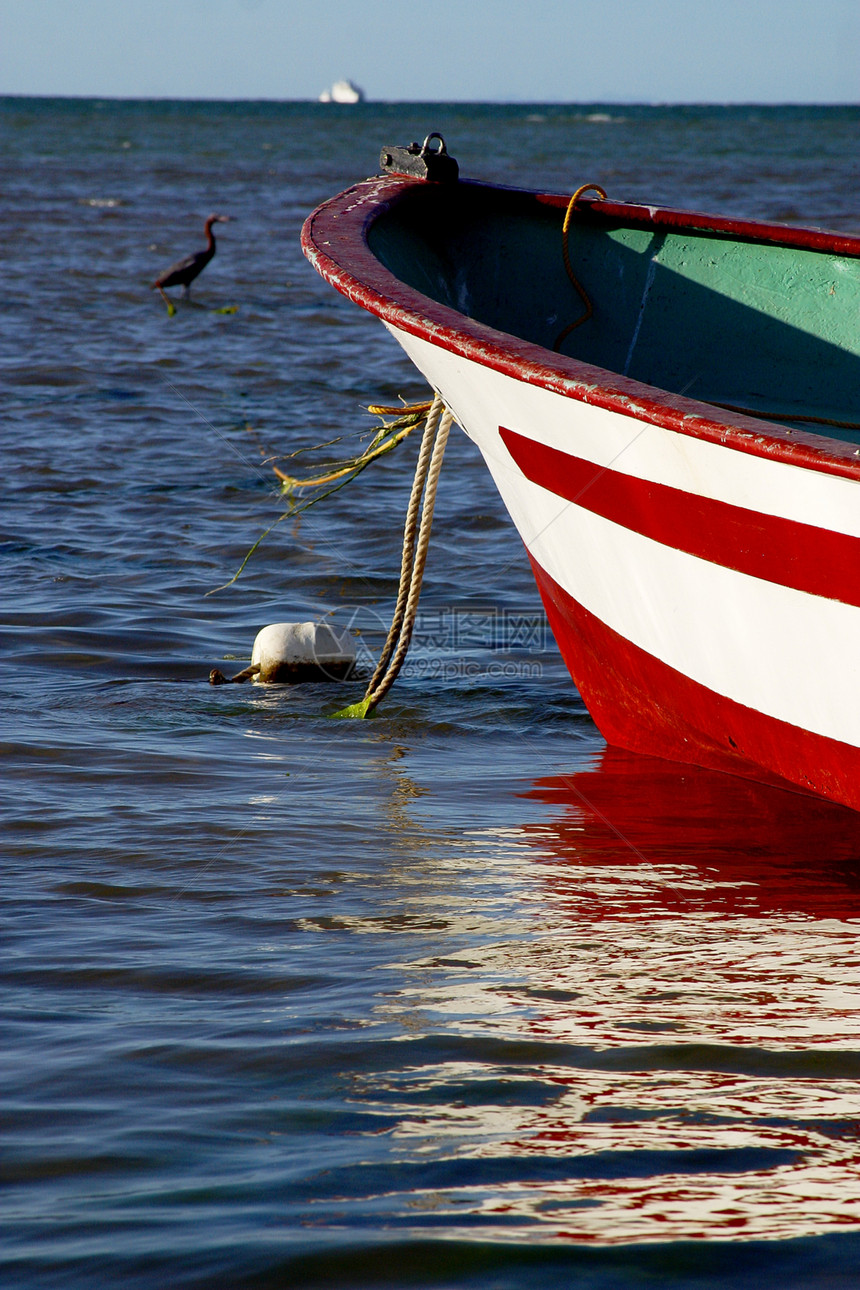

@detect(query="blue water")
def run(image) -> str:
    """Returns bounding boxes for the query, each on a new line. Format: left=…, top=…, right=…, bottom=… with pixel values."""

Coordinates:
left=4, top=99, right=860, bottom=1288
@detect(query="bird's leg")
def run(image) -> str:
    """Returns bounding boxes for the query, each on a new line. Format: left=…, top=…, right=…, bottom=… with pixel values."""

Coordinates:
left=156, top=285, right=176, bottom=317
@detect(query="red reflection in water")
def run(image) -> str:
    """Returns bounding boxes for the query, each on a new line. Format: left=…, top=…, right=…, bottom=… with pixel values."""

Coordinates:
left=524, top=747, right=860, bottom=921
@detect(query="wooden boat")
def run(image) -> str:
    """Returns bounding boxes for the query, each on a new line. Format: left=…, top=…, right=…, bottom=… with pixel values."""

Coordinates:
left=302, top=138, right=860, bottom=811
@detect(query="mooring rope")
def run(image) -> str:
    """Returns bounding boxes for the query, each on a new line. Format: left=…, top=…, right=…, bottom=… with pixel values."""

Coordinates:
left=367, top=397, right=444, bottom=691
left=336, top=392, right=453, bottom=718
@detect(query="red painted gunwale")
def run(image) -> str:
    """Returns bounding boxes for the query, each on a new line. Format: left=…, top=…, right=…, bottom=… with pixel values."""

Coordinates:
left=302, top=174, right=860, bottom=484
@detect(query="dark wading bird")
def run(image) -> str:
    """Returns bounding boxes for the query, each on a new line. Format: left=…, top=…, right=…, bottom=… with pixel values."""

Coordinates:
left=153, top=213, right=230, bottom=311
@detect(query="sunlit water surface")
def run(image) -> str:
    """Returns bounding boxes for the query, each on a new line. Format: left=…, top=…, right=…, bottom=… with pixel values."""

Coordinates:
left=3, top=100, right=860, bottom=1288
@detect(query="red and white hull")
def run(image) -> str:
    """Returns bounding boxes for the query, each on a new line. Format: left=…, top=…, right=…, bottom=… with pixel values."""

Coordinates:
left=389, top=327, right=860, bottom=806
left=303, top=173, right=860, bottom=810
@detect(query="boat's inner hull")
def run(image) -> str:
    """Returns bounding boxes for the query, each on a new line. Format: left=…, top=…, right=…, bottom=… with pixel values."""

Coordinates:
left=368, top=184, right=860, bottom=441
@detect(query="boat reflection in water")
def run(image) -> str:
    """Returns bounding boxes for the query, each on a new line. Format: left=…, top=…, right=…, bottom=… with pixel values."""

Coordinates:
left=525, top=747, right=860, bottom=924
left=366, top=751, right=860, bottom=1246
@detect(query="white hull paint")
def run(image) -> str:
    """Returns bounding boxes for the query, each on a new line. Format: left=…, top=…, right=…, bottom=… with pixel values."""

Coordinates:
left=387, top=323, right=860, bottom=751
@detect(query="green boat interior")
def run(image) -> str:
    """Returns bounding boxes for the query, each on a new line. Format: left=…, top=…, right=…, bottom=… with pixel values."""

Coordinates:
left=367, top=181, right=860, bottom=445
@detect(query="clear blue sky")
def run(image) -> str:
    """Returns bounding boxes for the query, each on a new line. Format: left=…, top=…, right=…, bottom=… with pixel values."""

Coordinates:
left=2, top=0, right=858, bottom=102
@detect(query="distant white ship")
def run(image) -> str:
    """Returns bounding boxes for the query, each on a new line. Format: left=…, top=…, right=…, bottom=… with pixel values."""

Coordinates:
left=318, top=79, right=365, bottom=104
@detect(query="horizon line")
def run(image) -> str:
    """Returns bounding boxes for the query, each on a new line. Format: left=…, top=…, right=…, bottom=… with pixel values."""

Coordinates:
left=1, top=93, right=858, bottom=108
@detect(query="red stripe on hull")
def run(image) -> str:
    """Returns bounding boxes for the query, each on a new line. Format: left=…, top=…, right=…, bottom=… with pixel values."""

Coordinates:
left=528, top=554, right=860, bottom=811
left=503, top=428, right=860, bottom=608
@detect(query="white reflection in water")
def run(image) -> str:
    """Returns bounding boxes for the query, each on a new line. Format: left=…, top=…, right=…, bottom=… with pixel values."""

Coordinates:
left=359, top=754, right=860, bottom=1243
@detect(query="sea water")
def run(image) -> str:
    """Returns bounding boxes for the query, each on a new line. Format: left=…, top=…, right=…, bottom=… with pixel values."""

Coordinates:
left=3, top=99, right=860, bottom=1288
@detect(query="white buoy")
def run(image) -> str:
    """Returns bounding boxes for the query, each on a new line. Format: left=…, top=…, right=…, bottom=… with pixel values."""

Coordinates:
left=250, top=621, right=355, bottom=683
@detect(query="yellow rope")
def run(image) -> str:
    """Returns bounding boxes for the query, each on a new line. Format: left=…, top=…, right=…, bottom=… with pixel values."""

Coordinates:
left=209, top=402, right=437, bottom=596
left=272, top=423, right=415, bottom=488
left=367, top=400, right=434, bottom=416
left=272, top=401, right=431, bottom=491
left=553, top=183, right=607, bottom=352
